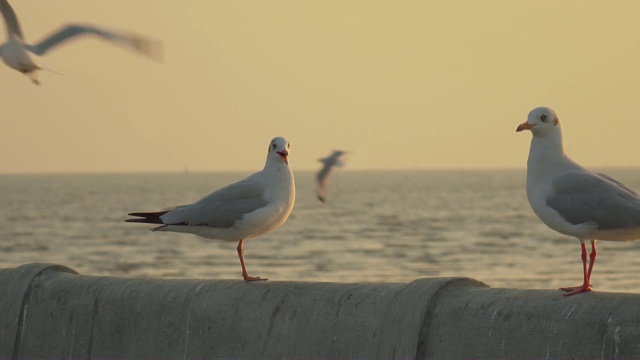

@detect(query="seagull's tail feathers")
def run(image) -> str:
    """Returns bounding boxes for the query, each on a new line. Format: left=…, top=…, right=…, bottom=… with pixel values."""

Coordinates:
left=125, top=210, right=169, bottom=225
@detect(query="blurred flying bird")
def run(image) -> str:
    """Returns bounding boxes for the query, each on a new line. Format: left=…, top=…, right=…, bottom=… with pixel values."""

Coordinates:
left=0, top=0, right=161, bottom=85
left=315, top=150, right=347, bottom=204
left=126, top=137, right=295, bottom=281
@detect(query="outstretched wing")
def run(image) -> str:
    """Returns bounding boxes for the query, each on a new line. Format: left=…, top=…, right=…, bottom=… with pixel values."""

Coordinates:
left=0, top=0, right=24, bottom=39
left=28, top=24, right=161, bottom=60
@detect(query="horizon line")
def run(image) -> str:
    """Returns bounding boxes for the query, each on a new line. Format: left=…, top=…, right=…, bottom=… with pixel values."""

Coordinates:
left=3, top=165, right=640, bottom=176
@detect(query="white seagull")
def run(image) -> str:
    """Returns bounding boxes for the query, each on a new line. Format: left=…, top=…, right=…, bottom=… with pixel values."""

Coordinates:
left=126, top=137, right=295, bottom=281
left=517, top=107, right=640, bottom=296
left=315, top=150, right=347, bottom=204
left=0, top=0, right=161, bottom=85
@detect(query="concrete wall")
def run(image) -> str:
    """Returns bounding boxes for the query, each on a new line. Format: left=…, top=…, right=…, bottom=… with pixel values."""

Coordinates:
left=1, top=263, right=640, bottom=359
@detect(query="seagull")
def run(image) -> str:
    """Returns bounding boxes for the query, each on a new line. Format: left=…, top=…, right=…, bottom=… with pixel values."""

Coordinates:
left=125, top=137, right=295, bottom=281
left=315, top=150, right=347, bottom=204
left=517, top=107, right=640, bottom=296
left=0, top=0, right=161, bottom=85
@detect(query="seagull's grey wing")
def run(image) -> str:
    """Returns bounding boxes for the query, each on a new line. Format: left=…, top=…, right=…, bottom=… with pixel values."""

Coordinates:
left=597, top=172, right=640, bottom=197
left=161, top=178, right=268, bottom=228
left=315, top=163, right=335, bottom=204
left=316, top=162, right=333, bottom=185
left=547, top=171, right=640, bottom=230
left=330, top=151, right=347, bottom=167
left=0, top=0, right=23, bottom=38
left=315, top=184, right=326, bottom=204
left=27, top=24, right=161, bottom=60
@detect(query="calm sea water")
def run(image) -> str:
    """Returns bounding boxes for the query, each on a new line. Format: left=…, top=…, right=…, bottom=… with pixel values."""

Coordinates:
left=1, top=170, right=640, bottom=293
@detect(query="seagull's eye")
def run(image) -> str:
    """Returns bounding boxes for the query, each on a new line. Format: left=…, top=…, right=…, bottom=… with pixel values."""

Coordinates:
left=541, top=114, right=548, bottom=122
left=272, top=143, right=276, bottom=149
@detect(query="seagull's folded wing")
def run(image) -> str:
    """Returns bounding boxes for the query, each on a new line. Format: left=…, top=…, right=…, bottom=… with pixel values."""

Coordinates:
left=161, top=178, right=268, bottom=228
left=547, top=170, right=640, bottom=230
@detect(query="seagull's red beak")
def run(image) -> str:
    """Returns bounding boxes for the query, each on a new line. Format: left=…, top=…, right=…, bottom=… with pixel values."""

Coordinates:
left=277, top=150, right=289, bottom=164
left=516, top=121, right=535, bottom=132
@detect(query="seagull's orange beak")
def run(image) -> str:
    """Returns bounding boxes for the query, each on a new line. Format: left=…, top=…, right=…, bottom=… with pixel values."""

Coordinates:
left=516, top=122, right=535, bottom=132
left=277, top=150, right=289, bottom=164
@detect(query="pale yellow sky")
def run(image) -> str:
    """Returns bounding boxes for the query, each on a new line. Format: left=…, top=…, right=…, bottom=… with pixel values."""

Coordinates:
left=2, top=0, right=640, bottom=173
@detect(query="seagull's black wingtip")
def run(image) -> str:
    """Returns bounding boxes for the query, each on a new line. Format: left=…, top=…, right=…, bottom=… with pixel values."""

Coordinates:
left=124, top=210, right=169, bottom=224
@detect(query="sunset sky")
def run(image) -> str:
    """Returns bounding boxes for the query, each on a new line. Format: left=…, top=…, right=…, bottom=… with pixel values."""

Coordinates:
left=2, top=0, right=640, bottom=173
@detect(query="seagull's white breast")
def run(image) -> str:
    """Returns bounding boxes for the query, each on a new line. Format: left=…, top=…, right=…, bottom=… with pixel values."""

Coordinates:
left=234, top=166, right=295, bottom=240
left=0, top=39, right=38, bottom=72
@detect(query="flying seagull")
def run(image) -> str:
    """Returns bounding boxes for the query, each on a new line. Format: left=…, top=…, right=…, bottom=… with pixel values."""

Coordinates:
left=0, top=0, right=161, bottom=85
left=517, top=107, right=640, bottom=296
left=126, top=137, right=295, bottom=281
left=315, top=150, right=347, bottom=204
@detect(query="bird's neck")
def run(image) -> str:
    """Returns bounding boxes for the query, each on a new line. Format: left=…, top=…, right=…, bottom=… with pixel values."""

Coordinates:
left=527, top=129, right=574, bottom=179
left=262, top=160, right=295, bottom=204
left=263, top=159, right=293, bottom=179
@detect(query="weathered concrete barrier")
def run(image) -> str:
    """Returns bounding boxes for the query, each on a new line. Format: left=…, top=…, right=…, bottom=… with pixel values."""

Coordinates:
left=1, top=263, right=639, bottom=359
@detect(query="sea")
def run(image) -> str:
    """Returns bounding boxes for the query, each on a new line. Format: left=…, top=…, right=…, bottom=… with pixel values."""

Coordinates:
left=1, top=169, right=640, bottom=294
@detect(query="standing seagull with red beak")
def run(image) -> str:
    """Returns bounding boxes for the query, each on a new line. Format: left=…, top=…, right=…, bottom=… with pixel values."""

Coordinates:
left=517, top=107, right=640, bottom=296
left=126, top=137, right=295, bottom=281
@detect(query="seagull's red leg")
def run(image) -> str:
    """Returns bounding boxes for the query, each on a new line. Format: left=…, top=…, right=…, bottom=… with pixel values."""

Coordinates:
left=28, top=73, right=40, bottom=85
left=586, top=240, right=597, bottom=283
left=560, top=241, right=593, bottom=296
left=236, top=239, right=267, bottom=282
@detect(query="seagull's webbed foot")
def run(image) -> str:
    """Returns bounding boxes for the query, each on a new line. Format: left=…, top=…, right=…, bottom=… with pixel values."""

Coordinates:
left=560, top=283, right=593, bottom=296
left=27, top=72, right=40, bottom=85
left=237, top=240, right=267, bottom=282
left=243, top=274, right=268, bottom=282
left=560, top=241, right=595, bottom=296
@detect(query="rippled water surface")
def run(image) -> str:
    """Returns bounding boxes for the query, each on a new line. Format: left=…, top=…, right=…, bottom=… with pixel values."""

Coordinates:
left=1, top=170, right=640, bottom=293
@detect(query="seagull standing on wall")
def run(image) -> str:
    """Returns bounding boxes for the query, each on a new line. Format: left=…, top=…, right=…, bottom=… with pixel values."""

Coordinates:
left=0, top=0, right=161, bottom=85
left=315, top=150, right=347, bottom=204
left=126, top=137, right=295, bottom=281
left=517, top=107, right=640, bottom=296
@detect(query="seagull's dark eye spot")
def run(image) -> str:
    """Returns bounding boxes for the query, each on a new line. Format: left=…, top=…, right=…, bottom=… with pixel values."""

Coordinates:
left=541, top=114, right=548, bottom=122
left=272, top=143, right=276, bottom=149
